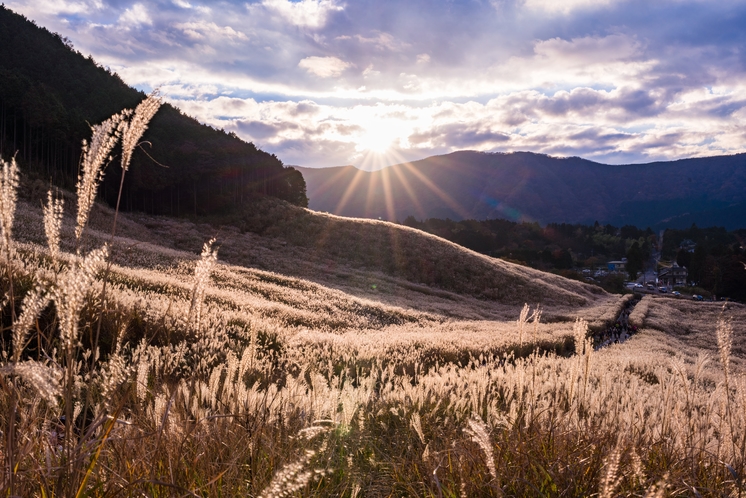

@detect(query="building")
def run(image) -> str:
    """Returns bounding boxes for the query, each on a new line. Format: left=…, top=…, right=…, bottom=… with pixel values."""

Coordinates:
left=679, top=239, right=697, bottom=253
left=607, top=260, right=626, bottom=273
left=658, top=263, right=688, bottom=287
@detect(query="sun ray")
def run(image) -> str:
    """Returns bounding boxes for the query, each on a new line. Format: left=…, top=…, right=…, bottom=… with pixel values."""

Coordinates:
left=390, top=163, right=427, bottom=220
left=335, top=166, right=369, bottom=214
left=401, top=161, right=472, bottom=219
left=313, top=165, right=360, bottom=200
left=380, top=166, right=396, bottom=222
left=364, top=162, right=379, bottom=218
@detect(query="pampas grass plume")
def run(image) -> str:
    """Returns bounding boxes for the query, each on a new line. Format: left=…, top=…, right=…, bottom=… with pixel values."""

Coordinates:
left=76, top=113, right=125, bottom=242
left=43, top=188, right=64, bottom=263
left=0, top=155, right=19, bottom=260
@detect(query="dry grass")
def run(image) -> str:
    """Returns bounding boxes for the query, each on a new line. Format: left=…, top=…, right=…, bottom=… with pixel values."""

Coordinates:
left=1, top=106, right=745, bottom=497
left=633, top=295, right=746, bottom=373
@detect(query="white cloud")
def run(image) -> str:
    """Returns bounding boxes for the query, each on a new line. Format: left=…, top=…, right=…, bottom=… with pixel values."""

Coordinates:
left=118, top=3, right=152, bottom=26
left=298, top=56, right=351, bottom=77
left=523, top=0, right=619, bottom=15
left=161, top=77, right=746, bottom=167
left=175, top=21, right=248, bottom=41
left=6, top=0, right=746, bottom=168
left=260, top=0, right=343, bottom=28
left=3, top=0, right=100, bottom=21
left=533, top=34, right=642, bottom=64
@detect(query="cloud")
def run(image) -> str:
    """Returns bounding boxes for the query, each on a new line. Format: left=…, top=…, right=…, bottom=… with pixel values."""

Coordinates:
left=5, top=0, right=746, bottom=168
left=523, top=0, right=619, bottom=15
left=175, top=21, right=248, bottom=41
left=118, top=3, right=151, bottom=26
left=298, top=56, right=351, bottom=77
left=260, top=0, right=343, bottom=28
left=409, top=124, right=510, bottom=149
left=533, top=34, right=642, bottom=64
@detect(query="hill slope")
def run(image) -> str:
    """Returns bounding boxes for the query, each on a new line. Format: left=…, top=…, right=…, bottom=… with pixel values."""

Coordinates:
left=0, top=5, right=306, bottom=214
left=298, top=151, right=746, bottom=229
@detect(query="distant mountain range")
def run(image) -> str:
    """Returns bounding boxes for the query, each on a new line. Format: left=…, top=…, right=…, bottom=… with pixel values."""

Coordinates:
left=297, top=151, right=746, bottom=229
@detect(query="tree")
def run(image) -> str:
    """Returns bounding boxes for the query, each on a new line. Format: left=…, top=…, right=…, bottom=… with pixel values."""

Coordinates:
left=626, top=241, right=643, bottom=280
left=676, top=248, right=691, bottom=269
left=689, top=244, right=707, bottom=285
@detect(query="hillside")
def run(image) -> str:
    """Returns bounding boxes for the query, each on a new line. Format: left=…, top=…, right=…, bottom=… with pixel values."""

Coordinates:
left=297, top=150, right=746, bottom=229
left=5, top=162, right=746, bottom=495
left=15, top=174, right=612, bottom=325
left=0, top=5, right=307, bottom=214
left=2, top=92, right=744, bottom=495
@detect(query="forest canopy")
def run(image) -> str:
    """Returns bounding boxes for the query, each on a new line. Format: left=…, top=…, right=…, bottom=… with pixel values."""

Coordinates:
left=0, top=5, right=308, bottom=215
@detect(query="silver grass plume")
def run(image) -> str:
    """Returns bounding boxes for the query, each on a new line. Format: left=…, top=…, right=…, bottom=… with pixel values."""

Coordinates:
left=716, top=315, right=733, bottom=386
left=258, top=449, right=319, bottom=498
left=0, top=155, right=19, bottom=261
left=643, top=473, right=668, bottom=498
left=716, top=313, right=737, bottom=458
left=52, top=246, right=108, bottom=352
left=121, top=92, right=162, bottom=172
left=4, top=361, right=62, bottom=408
left=532, top=305, right=542, bottom=344
left=573, top=317, right=588, bottom=356
left=599, top=442, right=622, bottom=498
left=43, top=188, right=64, bottom=263
left=464, top=415, right=497, bottom=480
left=76, top=113, right=126, bottom=242
left=189, top=238, right=218, bottom=332
left=12, top=285, right=50, bottom=362
left=411, top=412, right=426, bottom=444
left=517, top=303, right=530, bottom=347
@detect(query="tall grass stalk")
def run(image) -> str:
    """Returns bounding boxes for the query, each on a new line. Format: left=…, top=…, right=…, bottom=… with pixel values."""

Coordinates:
left=0, top=101, right=744, bottom=495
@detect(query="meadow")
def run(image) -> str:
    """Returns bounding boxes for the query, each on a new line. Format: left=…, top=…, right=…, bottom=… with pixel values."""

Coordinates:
left=1, top=100, right=745, bottom=496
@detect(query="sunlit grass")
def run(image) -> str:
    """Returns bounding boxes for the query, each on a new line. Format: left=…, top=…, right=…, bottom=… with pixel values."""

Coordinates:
left=0, top=102, right=745, bottom=496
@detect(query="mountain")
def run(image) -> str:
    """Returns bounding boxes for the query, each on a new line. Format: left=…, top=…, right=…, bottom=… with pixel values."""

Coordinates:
left=0, top=6, right=307, bottom=215
left=297, top=151, right=746, bottom=229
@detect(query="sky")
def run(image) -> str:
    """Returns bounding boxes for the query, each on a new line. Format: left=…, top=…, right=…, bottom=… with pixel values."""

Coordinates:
left=6, top=0, right=746, bottom=169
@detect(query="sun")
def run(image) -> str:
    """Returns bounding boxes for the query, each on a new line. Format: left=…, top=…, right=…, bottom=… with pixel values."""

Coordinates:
left=356, top=121, right=400, bottom=154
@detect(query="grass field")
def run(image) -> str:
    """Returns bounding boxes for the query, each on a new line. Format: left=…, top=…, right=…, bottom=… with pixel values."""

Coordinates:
left=1, top=104, right=745, bottom=496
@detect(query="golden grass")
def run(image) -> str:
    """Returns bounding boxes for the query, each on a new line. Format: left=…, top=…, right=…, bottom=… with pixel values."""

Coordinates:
left=1, top=112, right=744, bottom=496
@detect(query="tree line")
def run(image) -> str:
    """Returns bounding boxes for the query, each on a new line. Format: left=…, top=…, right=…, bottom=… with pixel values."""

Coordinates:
left=0, top=5, right=307, bottom=215
left=662, top=225, right=746, bottom=301
left=403, top=216, right=652, bottom=269
left=403, top=215, right=746, bottom=299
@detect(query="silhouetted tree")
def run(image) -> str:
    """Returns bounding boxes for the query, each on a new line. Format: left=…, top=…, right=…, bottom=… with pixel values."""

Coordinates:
left=626, top=241, right=643, bottom=280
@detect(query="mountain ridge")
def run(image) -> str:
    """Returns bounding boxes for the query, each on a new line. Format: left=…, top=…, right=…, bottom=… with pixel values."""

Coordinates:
left=297, top=150, right=746, bottom=229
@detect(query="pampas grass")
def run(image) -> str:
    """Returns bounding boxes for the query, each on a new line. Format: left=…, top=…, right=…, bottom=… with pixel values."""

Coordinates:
left=43, top=188, right=63, bottom=264
left=75, top=112, right=125, bottom=242
left=0, top=99, right=744, bottom=496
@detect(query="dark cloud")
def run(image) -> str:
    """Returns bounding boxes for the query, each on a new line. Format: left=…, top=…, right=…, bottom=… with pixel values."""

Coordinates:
left=537, top=88, right=604, bottom=116
left=703, top=99, right=746, bottom=118
left=410, top=124, right=510, bottom=148
left=235, top=120, right=283, bottom=139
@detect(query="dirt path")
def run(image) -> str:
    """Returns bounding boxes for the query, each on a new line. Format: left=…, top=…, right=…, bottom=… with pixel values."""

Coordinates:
left=593, top=295, right=641, bottom=349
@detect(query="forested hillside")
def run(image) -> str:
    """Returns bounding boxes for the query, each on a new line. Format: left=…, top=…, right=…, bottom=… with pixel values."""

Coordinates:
left=402, top=216, right=746, bottom=299
left=298, top=150, right=746, bottom=229
left=0, top=6, right=307, bottom=214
